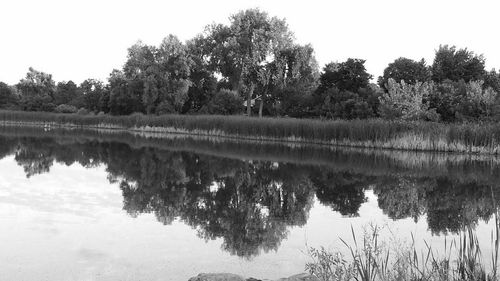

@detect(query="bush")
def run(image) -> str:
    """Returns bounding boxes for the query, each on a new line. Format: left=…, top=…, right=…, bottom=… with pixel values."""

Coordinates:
left=202, top=89, right=243, bottom=115
left=76, top=108, right=89, bottom=115
left=379, top=79, right=438, bottom=121
left=54, top=104, right=78, bottom=114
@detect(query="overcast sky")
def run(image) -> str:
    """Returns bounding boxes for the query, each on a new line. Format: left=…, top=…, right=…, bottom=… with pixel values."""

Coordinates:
left=1, top=0, right=499, bottom=85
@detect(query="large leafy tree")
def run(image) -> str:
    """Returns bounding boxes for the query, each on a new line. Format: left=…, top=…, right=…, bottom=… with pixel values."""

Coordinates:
left=16, top=67, right=56, bottom=111
left=378, top=57, right=430, bottom=88
left=80, top=79, right=105, bottom=112
left=317, top=59, right=372, bottom=93
left=108, top=69, right=144, bottom=115
left=122, top=36, right=192, bottom=114
left=0, top=82, right=18, bottom=108
left=54, top=81, right=80, bottom=106
left=183, top=35, right=217, bottom=113
left=155, top=35, right=192, bottom=114
left=206, top=8, right=293, bottom=116
left=260, top=44, right=319, bottom=117
left=431, top=45, right=486, bottom=83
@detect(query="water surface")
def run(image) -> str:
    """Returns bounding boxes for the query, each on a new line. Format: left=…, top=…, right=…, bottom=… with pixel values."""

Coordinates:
left=0, top=127, right=499, bottom=280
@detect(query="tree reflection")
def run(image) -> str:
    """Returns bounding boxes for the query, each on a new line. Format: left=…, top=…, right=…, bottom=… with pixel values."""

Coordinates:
left=1, top=132, right=500, bottom=257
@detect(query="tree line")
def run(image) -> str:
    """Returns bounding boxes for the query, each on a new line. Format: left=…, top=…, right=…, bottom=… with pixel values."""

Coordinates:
left=1, top=8, right=500, bottom=122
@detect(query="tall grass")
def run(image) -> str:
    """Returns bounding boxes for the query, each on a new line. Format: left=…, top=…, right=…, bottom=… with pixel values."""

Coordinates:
left=306, top=222, right=500, bottom=281
left=2, top=110, right=500, bottom=154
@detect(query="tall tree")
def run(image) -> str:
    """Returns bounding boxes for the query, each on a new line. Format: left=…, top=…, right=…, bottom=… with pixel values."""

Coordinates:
left=260, top=44, right=319, bottom=117
left=0, top=82, right=18, bottom=108
left=155, top=35, right=192, bottom=114
left=378, top=57, right=430, bottom=88
left=16, top=67, right=56, bottom=111
left=317, top=58, right=372, bottom=93
left=207, top=8, right=293, bottom=116
left=80, top=79, right=105, bottom=112
left=54, top=81, right=79, bottom=106
left=183, top=35, right=217, bottom=113
left=431, top=45, right=486, bottom=83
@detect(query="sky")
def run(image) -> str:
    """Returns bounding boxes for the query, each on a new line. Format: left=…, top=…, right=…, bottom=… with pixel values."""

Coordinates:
left=1, top=0, right=499, bottom=85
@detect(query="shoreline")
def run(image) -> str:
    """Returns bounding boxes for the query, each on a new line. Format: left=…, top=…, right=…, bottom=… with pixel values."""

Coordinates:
left=1, top=110, right=500, bottom=155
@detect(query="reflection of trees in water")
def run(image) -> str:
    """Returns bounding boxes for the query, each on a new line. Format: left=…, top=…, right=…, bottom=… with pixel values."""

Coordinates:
left=1, top=133, right=500, bottom=256
left=374, top=176, right=500, bottom=234
left=312, top=170, right=373, bottom=217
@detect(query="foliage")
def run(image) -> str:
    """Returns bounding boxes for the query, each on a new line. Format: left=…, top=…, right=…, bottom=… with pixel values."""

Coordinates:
left=317, top=59, right=372, bottom=93
left=206, top=8, right=294, bottom=115
left=307, top=224, right=499, bottom=281
left=0, top=82, right=18, bottom=109
left=431, top=45, right=486, bottom=83
left=54, top=81, right=80, bottom=106
left=378, top=57, right=430, bottom=89
left=5, top=110, right=500, bottom=154
left=201, top=89, right=243, bottom=115
left=54, top=104, right=77, bottom=114
left=16, top=67, right=56, bottom=112
left=379, top=79, right=439, bottom=121
left=427, top=80, right=499, bottom=122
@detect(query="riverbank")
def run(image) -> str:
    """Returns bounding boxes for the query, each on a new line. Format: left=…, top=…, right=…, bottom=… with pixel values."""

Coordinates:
left=1, top=110, right=500, bottom=154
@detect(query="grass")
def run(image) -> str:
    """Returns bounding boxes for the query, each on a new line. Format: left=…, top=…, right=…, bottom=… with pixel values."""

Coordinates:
left=2, top=110, right=500, bottom=154
left=306, top=223, right=500, bottom=281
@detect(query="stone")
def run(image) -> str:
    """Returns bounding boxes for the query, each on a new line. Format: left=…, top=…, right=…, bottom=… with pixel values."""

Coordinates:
left=188, top=273, right=246, bottom=281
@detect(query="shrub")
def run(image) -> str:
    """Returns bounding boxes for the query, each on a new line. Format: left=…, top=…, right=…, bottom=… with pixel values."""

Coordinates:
left=54, top=104, right=78, bottom=114
left=202, top=89, right=243, bottom=115
left=379, top=79, right=438, bottom=121
left=76, top=108, right=89, bottom=115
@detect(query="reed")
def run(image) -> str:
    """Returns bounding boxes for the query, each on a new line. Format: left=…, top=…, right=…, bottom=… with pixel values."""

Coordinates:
left=306, top=221, right=500, bottom=281
left=2, top=110, right=500, bottom=154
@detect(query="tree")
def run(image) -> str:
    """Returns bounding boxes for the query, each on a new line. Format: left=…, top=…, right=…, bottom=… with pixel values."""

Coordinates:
left=54, top=81, right=79, bottom=106
left=123, top=41, right=157, bottom=114
left=16, top=67, right=56, bottom=111
left=80, top=79, right=105, bottom=113
left=155, top=35, right=192, bottom=114
left=431, top=45, right=486, bottom=83
left=183, top=35, right=217, bottom=113
left=0, top=82, right=18, bottom=109
left=317, top=58, right=372, bottom=93
left=484, top=69, right=500, bottom=93
left=108, top=69, right=144, bottom=115
left=379, top=78, right=439, bottom=121
left=261, top=44, right=319, bottom=117
left=122, top=36, right=192, bottom=114
left=206, top=8, right=293, bottom=116
left=314, top=59, right=377, bottom=119
left=202, top=89, right=243, bottom=115
left=378, top=57, right=430, bottom=88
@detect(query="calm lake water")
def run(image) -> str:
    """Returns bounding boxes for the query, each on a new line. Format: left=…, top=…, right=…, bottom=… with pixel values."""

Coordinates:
left=1, top=127, right=499, bottom=281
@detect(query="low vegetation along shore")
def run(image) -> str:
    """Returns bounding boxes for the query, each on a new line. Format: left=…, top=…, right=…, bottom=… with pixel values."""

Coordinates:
left=2, top=110, right=500, bottom=154
left=306, top=224, right=500, bottom=281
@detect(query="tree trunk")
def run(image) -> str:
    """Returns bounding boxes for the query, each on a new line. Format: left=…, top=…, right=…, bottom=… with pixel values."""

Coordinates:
left=258, top=97, right=264, bottom=118
left=247, top=83, right=254, bottom=116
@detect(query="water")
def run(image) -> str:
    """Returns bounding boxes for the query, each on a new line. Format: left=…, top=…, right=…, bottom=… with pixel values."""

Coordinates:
left=0, top=127, right=499, bottom=280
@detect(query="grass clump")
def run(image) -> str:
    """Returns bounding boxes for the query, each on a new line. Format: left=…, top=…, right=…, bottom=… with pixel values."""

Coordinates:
left=306, top=224, right=499, bottom=281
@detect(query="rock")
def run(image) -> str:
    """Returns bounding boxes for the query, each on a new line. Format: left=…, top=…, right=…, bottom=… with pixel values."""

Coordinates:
left=274, top=273, right=320, bottom=281
left=188, top=273, right=246, bottom=281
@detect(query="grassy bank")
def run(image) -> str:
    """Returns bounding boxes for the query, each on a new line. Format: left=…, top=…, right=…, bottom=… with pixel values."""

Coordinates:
left=307, top=224, right=500, bottom=281
left=1, top=110, right=500, bottom=154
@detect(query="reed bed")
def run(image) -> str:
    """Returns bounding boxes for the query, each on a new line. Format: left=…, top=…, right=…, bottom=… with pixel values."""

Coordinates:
left=2, top=110, right=500, bottom=154
left=306, top=223, right=500, bottom=281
